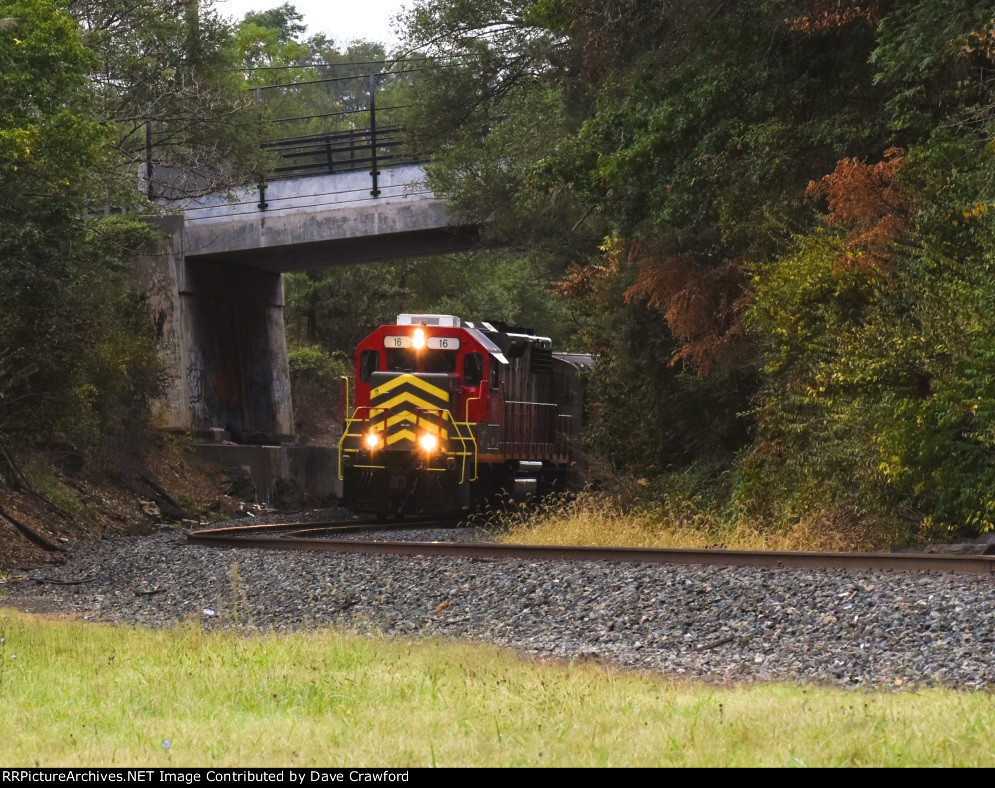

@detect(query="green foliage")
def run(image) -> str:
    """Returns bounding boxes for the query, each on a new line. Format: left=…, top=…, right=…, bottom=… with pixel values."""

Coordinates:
left=284, top=253, right=573, bottom=355
left=406, top=254, right=573, bottom=342
left=21, top=460, right=98, bottom=522
left=744, top=136, right=995, bottom=533
left=0, top=0, right=107, bottom=215
left=288, top=345, right=349, bottom=384
left=287, top=344, right=350, bottom=435
left=872, top=0, right=995, bottom=134
left=0, top=1, right=165, bottom=466
left=583, top=294, right=752, bottom=475
left=396, top=0, right=995, bottom=540
left=64, top=0, right=268, bottom=201
left=285, top=264, right=415, bottom=351
left=0, top=211, right=166, bottom=462
left=240, top=3, right=307, bottom=43
left=233, top=6, right=400, bottom=144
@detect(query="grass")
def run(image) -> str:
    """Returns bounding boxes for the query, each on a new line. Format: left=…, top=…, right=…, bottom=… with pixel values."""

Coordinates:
left=494, top=491, right=901, bottom=552
left=21, top=459, right=99, bottom=524
left=1, top=609, right=994, bottom=766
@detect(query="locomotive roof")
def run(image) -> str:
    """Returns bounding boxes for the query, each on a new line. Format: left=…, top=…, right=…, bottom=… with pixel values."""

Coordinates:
left=463, top=328, right=501, bottom=352
left=552, top=352, right=596, bottom=369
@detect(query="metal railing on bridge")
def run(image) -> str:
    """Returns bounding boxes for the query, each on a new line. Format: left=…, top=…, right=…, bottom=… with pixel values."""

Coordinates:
left=139, top=65, right=429, bottom=203
left=258, top=71, right=423, bottom=198
left=262, top=125, right=416, bottom=178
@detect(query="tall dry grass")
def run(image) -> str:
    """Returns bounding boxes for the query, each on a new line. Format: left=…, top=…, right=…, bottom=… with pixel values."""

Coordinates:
left=492, top=486, right=904, bottom=552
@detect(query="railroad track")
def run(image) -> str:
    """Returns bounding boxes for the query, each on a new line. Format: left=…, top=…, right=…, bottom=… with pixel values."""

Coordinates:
left=186, top=523, right=995, bottom=576
left=185, top=517, right=461, bottom=540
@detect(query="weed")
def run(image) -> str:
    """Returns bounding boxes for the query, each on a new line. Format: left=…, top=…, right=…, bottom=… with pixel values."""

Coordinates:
left=174, top=493, right=198, bottom=513
left=228, top=563, right=251, bottom=626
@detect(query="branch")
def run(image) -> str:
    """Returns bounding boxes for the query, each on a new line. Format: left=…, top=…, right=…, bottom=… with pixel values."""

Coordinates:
left=0, top=503, right=63, bottom=552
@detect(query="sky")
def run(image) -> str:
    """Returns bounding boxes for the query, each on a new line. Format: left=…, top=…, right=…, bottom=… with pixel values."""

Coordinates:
left=214, top=0, right=413, bottom=49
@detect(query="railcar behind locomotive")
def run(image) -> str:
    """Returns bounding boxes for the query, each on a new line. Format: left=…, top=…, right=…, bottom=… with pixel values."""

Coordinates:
left=338, top=314, right=591, bottom=517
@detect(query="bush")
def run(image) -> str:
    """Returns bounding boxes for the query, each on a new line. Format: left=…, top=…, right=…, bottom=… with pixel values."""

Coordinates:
left=288, top=345, right=350, bottom=444
left=0, top=214, right=165, bottom=472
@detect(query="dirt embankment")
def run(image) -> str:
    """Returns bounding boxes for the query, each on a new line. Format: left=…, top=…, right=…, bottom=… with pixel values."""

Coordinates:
left=0, top=436, right=252, bottom=570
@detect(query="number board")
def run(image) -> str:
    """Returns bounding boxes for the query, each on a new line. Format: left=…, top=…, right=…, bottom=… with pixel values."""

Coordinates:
left=428, top=337, right=460, bottom=350
left=383, top=335, right=461, bottom=350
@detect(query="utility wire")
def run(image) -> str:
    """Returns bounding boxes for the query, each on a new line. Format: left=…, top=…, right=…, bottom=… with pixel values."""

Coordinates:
left=265, top=105, right=409, bottom=124
left=251, top=68, right=424, bottom=92
left=235, top=54, right=482, bottom=72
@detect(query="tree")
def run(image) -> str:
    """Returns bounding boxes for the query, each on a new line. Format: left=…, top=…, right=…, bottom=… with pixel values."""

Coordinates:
left=397, top=0, right=891, bottom=471
left=0, top=0, right=163, bottom=469
left=395, top=0, right=995, bottom=537
left=283, top=251, right=572, bottom=359
left=67, top=0, right=267, bottom=200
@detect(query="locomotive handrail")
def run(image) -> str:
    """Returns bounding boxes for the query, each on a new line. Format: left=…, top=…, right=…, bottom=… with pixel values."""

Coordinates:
left=340, top=375, right=351, bottom=425
left=463, top=394, right=480, bottom=423
left=337, top=405, right=478, bottom=484
left=412, top=407, right=478, bottom=484
left=337, top=406, right=389, bottom=480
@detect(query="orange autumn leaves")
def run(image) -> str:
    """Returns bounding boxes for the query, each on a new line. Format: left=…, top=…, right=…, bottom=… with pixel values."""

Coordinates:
left=559, top=148, right=912, bottom=378
left=557, top=239, right=750, bottom=378
left=788, top=0, right=890, bottom=34
left=806, top=146, right=909, bottom=272
left=622, top=246, right=750, bottom=378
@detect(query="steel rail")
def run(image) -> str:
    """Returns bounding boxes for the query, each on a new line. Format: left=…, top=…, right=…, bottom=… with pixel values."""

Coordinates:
left=188, top=519, right=461, bottom=538
left=184, top=530, right=995, bottom=575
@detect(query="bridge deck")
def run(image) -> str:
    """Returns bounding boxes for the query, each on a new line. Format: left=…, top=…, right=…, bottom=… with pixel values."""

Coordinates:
left=174, top=164, right=480, bottom=272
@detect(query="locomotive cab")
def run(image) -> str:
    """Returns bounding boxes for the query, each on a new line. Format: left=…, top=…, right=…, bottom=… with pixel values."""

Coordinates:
left=338, top=314, right=588, bottom=518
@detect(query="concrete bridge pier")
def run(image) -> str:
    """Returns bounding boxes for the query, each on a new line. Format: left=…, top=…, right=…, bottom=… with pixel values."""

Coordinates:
left=137, top=216, right=293, bottom=442
left=181, top=260, right=292, bottom=442
left=134, top=218, right=338, bottom=507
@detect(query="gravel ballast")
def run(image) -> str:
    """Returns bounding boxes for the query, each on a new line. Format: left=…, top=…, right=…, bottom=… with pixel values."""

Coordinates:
left=4, top=512, right=995, bottom=689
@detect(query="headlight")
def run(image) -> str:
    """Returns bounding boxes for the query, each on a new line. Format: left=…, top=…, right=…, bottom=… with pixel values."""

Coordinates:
left=364, top=431, right=381, bottom=449
left=418, top=432, right=438, bottom=453
left=412, top=327, right=426, bottom=349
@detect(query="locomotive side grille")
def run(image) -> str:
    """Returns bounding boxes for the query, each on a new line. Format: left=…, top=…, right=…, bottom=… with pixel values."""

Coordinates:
left=530, top=347, right=552, bottom=374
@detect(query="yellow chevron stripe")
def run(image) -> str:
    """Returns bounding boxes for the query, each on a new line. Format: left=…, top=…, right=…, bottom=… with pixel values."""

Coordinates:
left=379, top=411, right=446, bottom=431
left=373, top=390, right=449, bottom=412
left=370, top=374, right=449, bottom=401
left=371, top=373, right=449, bottom=399
left=371, top=392, right=448, bottom=414
left=386, top=429, right=417, bottom=446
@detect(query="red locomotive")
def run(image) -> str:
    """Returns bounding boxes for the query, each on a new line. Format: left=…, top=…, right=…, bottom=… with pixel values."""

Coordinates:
left=338, top=314, right=591, bottom=517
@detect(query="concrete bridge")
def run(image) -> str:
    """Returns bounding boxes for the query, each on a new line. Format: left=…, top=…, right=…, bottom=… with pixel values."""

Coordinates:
left=136, top=162, right=479, bottom=500
left=124, top=66, right=494, bottom=501
left=181, top=164, right=479, bottom=271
